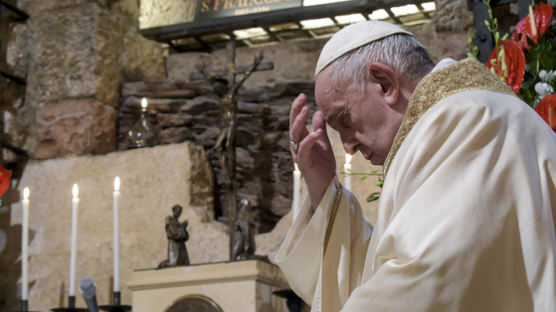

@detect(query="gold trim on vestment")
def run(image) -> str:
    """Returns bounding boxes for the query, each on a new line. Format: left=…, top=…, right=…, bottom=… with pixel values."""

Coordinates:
left=383, top=58, right=516, bottom=176
left=323, top=181, right=343, bottom=256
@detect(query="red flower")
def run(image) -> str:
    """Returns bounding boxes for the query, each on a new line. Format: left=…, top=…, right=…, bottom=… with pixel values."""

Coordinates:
left=0, top=165, right=11, bottom=198
left=486, top=40, right=526, bottom=93
left=535, top=94, right=556, bottom=132
left=512, top=3, right=553, bottom=50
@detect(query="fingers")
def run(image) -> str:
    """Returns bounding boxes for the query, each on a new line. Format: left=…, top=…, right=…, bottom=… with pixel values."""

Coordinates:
left=291, top=106, right=310, bottom=142
left=289, top=93, right=310, bottom=144
left=312, top=110, right=333, bottom=151
left=294, top=128, right=323, bottom=164
left=312, top=110, right=326, bottom=133
left=290, top=93, right=307, bottom=129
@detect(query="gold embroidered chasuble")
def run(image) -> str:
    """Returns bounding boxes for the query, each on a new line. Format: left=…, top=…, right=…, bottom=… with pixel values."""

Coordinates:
left=274, top=59, right=556, bottom=311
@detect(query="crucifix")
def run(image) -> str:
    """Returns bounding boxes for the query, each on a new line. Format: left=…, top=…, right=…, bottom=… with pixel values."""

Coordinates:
left=192, top=41, right=274, bottom=260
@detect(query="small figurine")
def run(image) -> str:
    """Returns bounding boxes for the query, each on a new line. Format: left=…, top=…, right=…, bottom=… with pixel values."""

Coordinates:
left=231, top=198, right=256, bottom=261
left=158, top=205, right=190, bottom=268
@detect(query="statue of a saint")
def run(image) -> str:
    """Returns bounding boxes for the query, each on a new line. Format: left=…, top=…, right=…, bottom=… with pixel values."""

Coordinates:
left=158, top=205, right=190, bottom=268
left=231, top=198, right=256, bottom=261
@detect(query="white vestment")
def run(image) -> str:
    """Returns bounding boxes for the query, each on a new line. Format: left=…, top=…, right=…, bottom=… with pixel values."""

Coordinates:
left=274, top=59, right=556, bottom=311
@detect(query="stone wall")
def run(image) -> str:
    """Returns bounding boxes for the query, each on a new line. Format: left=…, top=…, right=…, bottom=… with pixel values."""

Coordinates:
left=118, top=79, right=315, bottom=232
left=139, top=0, right=196, bottom=29
left=3, top=0, right=166, bottom=161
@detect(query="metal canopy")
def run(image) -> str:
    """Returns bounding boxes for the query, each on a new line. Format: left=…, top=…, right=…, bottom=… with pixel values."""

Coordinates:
left=140, top=0, right=435, bottom=53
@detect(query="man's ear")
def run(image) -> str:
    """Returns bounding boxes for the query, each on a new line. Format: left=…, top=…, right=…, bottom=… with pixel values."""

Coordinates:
left=367, top=63, right=399, bottom=106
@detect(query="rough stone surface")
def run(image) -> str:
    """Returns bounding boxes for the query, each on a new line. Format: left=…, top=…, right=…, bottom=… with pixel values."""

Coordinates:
left=139, top=0, right=196, bottom=29
left=2, top=142, right=222, bottom=310
left=122, top=80, right=200, bottom=98
left=18, top=0, right=120, bottom=14
left=433, top=0, right=474, bottom=33
left=24, top=3, right=122, bottom=107
left=35, top=99, right=117, bottom=159
left=120, top=27, right=166, bottom=81
left=119, top=3, right=166, bottom=83
left=410, top=22, right=471, bottom=62
left=5, top=0, right=165, bottom=159
left=166, top=39, right=326, bottom=87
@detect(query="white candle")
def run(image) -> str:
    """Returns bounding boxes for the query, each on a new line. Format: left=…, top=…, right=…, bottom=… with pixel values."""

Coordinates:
left=113, top=177, right=120, bottom=293
left=69, top=184, right=79, bottom=297
left=292, top=163, right=301, bottom=221
left=21, top=187, right=30, bottom=301
left=344, top=154, right=352, bottom=190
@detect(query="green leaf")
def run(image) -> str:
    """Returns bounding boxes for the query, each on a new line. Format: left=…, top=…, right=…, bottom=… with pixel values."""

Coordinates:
left=366, top=192, right=381, bottom=203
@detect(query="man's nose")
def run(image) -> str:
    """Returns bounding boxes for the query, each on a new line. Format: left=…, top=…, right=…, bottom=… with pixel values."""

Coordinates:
left=343, top=140, right=357, bottom=155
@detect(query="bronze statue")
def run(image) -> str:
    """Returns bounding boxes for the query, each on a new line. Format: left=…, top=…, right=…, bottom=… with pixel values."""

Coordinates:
left=158, top=205, right=190, bottom=268
left=231, top=198, right=256, bottom=261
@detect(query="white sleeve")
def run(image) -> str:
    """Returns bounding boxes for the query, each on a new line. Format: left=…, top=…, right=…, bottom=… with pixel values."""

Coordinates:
left=274, top=176, right=373, bottom=309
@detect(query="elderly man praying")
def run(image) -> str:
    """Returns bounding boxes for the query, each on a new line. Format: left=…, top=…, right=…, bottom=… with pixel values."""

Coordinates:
left=274, top=21, right=556, bottom=312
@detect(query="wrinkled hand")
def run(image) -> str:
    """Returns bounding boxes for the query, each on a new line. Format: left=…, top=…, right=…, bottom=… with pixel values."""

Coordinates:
left=290, top=93, right=336, bottom=210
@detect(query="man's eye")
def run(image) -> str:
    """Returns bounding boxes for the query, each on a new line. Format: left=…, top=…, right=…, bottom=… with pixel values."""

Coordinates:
left=341, top=114, right=351, bottom=129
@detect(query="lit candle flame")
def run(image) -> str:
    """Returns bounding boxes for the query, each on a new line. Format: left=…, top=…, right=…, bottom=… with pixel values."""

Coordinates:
left=23, top=187, right=30, bottom=200
left=114, top=176, right=120, bottom=192
left=141, top=98, right=148, bottom=110
left=345, top=153, right=352, bottom=165
left=294, top=163, right=299, bottom=171
left=72, top=184, right=79, bottom=199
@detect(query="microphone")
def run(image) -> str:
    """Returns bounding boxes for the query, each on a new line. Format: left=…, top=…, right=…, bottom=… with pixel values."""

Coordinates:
left=79, top=277, right=99, bottom=312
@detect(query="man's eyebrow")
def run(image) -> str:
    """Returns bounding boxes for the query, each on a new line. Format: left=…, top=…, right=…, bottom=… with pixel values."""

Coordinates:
left=326, top=107, right=345, bottom=127
left=336, top=105, right=348, bottom=124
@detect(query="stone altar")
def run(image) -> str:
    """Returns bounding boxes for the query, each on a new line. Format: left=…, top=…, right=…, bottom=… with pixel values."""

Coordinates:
left=128, top=260, right=289, bottom=312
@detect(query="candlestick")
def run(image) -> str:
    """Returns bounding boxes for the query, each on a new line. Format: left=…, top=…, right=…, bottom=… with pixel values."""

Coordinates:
left=22, top=187, right=30, bottom=302
left=344, top=154, right=352, bottom=190
left=292, top=163, right=301, bottom=220
left=113, top=177, right=120, bottom=293
left=69, top=184, right=79, bottom=297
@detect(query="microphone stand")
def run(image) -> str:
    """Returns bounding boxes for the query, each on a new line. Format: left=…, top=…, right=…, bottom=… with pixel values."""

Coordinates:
left=98, top=292, right=131, bottom=312
left=50, top=295, right=88, bottom=312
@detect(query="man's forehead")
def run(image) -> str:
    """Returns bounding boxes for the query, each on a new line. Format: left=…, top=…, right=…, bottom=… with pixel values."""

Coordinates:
left=314, top=69, right=338, bottom=98
left=315, top=75, right=346, bottom=124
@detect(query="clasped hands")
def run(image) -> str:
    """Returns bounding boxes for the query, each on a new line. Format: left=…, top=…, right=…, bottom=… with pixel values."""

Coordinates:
left=289, top=93, right=336, bottom=210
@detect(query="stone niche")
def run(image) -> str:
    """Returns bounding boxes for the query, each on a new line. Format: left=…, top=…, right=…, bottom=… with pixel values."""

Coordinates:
left=5, top=142, right=229, bottom=310
left=119, top=79, right=315, bottom=233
